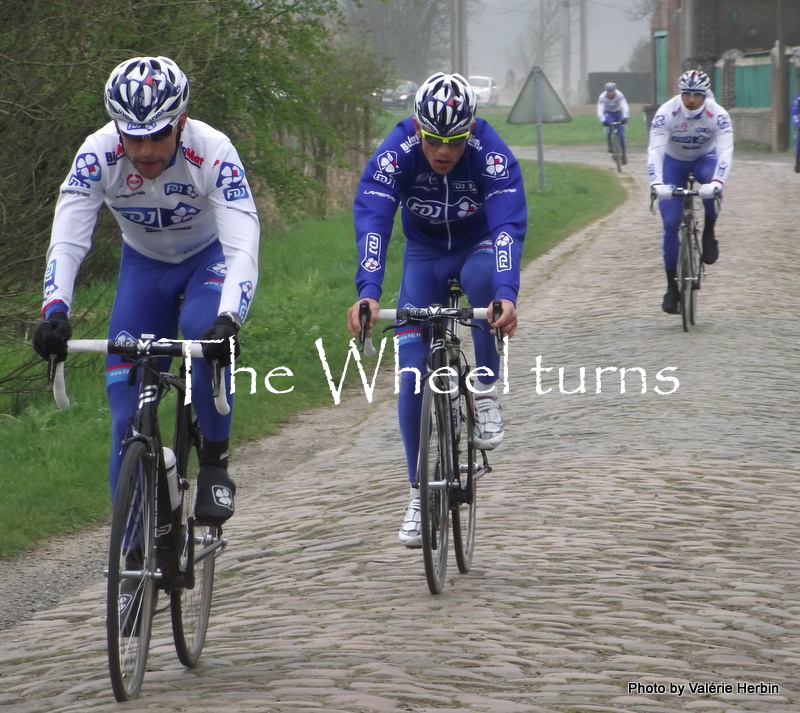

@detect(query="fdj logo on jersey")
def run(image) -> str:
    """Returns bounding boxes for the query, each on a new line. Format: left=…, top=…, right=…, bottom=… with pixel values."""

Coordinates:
left=407, top=197, right=443, bottom=219
left=495, top=232, right=514, bottom=272
left=361, top=233, right=382, bottom=272
left=216, top=162, right=250, bottom=201
left=68, top=152, right=102, bottom=187
left=165, top=182, right=199, bottom=199
left=483, top=152, right=509, bottom=179
left=114, top=202, right=200, bottom=228
left=44, top=259, right=58, bottom=299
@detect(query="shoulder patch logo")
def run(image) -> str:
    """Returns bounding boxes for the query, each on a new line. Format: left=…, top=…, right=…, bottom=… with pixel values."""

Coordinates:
left=483, top=152, right=508, bottom=179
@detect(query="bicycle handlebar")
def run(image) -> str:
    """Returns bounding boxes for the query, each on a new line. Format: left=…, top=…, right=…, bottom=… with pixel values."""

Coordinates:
left=48, top=337, right=230, bottom=415
left=359, top=302, right=504, bottom=358
left=649, top=185, right=722, bottom=214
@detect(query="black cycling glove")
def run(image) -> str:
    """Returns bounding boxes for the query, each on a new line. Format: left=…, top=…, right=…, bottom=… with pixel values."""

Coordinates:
left=32, top=311, right=72, bottom=362
left=201, top=315, right=241, bottom=366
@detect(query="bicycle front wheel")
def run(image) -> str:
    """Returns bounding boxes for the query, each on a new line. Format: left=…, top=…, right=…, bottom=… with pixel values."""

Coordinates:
left=107, top=440, right=157, bottom=702
left=170, top=404, right=216, bottom=667
left=452, top=381, right=477, bottom=574
left=678, top=225, right=693, bottom=332
left=418, top=377, right=453, bottom=594
left=611, top=131, right=622, bottom=172
left=689, top=229, right=702, bottom=326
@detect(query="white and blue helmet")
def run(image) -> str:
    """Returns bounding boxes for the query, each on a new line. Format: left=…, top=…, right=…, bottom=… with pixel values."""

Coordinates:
left=104, top=56, right=189, bottom=136
left=679, top=69, right=711, bottom=94
left=414, top=72, right=477, bottom=136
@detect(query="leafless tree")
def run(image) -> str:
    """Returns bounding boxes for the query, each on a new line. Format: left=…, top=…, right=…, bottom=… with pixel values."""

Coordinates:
left=506, top=0, right=565, bottom=82
left=338, top=0, right=451, bottom=82
left=626, top=0, right=656, bottom=22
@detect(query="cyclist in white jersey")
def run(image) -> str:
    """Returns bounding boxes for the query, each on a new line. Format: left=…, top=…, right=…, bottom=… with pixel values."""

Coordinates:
left=597, top=82, right=630, bottom=163
left=32, top=56, right=260, bottom=526
left=648, top=70, right=733, bottom=314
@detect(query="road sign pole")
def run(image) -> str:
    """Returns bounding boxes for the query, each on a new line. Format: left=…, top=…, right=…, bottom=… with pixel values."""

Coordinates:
left=534, top=68, right=546, bottom=190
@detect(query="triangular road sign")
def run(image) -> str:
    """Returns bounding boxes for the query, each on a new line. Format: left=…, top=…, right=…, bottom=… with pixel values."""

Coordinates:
left=508, top=66, right=572, bottom=125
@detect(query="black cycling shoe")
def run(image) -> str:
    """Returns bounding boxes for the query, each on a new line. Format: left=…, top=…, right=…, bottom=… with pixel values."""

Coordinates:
left=622, top=154, right=628, bottom=165
left=662, top=288, right=680, bottom=314
left=194, top=465, right=236, bottom=526
left=702, top=220, right=719, bottom=265
left=795, top=155, right=800, bottom=173
left=702, top=235, right=719, bottom=264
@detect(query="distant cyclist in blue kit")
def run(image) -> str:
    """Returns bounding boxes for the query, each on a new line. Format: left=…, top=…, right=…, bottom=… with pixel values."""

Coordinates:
left=597, top=82, right=630, bottom=164
left=32, top=56, right=260, bottom=526
left=648, top=69, right=733, bottom=314
left=346, top=72, right=527, bottom=547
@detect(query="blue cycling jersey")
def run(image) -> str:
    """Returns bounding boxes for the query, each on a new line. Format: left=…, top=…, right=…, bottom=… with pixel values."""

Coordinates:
left=354, top=116, right=527, bottom=304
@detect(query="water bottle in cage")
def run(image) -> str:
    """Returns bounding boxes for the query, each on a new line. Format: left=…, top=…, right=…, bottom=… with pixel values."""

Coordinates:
left=163, top=447, right=182, bottom=511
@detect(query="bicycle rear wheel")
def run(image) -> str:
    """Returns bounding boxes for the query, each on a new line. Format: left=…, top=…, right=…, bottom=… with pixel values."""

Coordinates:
left=611, top=130, right=622, bottom=172
left=418, top=377, right=453, bottom=594
left=107, top=440, right=157, bottom=702
left=452, top=379, right=477, bottom=574
left=170, top=404, right=217, bottom=667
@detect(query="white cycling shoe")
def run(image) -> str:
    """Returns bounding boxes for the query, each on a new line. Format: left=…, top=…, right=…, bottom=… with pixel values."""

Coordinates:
left=473, top=393, right=504, bottom=449
left=398, top=496, right=422, bottom=548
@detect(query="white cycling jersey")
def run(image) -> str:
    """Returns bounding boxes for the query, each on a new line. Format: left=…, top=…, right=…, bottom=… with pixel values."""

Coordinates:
left=44, top=118, right=260, bottom=319
left=597, top=90, right=630, bottom=121
left=647, top=94, right=734, bottom=185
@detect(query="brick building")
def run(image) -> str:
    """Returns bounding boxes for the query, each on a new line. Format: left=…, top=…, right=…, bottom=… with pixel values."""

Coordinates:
left=651, top=0, right=800, bottom=150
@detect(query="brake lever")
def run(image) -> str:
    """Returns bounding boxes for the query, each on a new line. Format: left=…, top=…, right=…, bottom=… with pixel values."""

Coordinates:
left=492, top=300, right=504, bottom=355
left=46, top=354, right=58, bottom=392
left=358, top=301, right=378, bottom=357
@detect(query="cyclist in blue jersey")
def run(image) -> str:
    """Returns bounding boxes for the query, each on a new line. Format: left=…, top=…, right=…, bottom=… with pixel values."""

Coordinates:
left=32, top=56, right=260, bottom=526
left=648, top=69, right=733, bottom=314
left=597, top=82, right=630, bottom=164
left=791, top=92, right=800, bottom=173
left=346, top=72, right=527, bottom=547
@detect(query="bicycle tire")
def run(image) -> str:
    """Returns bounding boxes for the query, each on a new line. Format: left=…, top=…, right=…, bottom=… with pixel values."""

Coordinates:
left=107, top=440, right=157, bottom=702
left=451, top=377, right=477, bottom=574
left=418, top=375, right=452, bottom=594
left=678, top=225, right=692, bottom=332
left=170, top=406, right=216, bottom=667
left=611, top=130, right=622, bottom=172
left=689, top=229, right=702, bottom=326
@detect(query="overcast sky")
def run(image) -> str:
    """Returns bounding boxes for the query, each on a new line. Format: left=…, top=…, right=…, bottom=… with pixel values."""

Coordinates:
left=467, top=0, right=650, bottom=86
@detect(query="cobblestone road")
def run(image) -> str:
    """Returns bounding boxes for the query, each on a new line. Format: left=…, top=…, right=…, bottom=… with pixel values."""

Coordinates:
left=1, top=146, right=799, bottom=712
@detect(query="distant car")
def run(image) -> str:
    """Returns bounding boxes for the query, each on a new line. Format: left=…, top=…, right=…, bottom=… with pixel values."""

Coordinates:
left=380, top=80, right=419, bottom=110
left=469, top=75, right=500, bottom=106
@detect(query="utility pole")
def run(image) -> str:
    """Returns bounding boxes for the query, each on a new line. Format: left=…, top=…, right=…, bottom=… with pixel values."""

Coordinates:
left=562, top=0, right=571, bottom=102
left=579, top=0, right=587, bottom=103
left=775, top=0, right=789, bottom=151
left=451, top=0, right=468, bottom=76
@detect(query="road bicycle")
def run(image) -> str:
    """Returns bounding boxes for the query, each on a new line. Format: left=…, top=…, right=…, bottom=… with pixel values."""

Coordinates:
left=608, top=121, right=625, bottom=172
left=359, top=281, right=503, bottom=594
left=651, top=174, right=720, bottom=332
left=49, top=336, right=229, bottom=701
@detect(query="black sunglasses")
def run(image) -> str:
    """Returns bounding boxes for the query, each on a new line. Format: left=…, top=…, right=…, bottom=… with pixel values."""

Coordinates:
left=120, top=120, right=179, bottom=143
